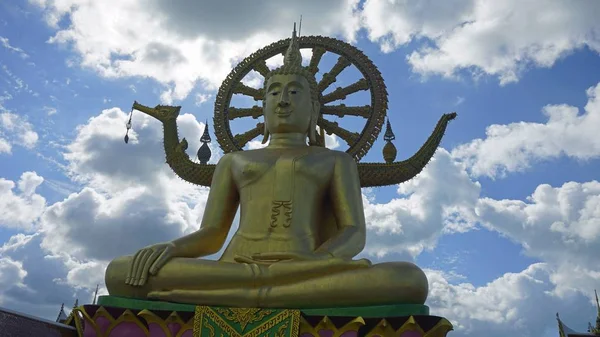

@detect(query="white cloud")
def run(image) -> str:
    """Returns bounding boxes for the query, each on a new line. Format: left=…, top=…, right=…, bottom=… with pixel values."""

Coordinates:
left=40, top=107, right=219, bottom=262
left=476, top=180, right=600, bottom=291
left=0, top=233, right=87, bottom=319
left=455, top=96, right=465, bottom=106
left=452, top=82, right=600, bottom=178
left=0, top=36, right=29, bottom=58
left=324, top=133, right=340, bottom=149
left=0, top=137, right=10, bottom=153
left=0, top=258, right=27, bottom=291
left=0, top=91, right=12, bottom=112
left=31, top=0, right=598, bottom=106
left=0, top=105, right=227, bottom=318
left=43, top=106, right=57, bottom=115
left=0, top=112, right=39, bottom=150
left=1, top=65, right=37, bottom=96
left=362, top=149, right=480, bottom=259
left=360, top=0, right=600, bottom=84
left=247, top=140, right=267, bottom=150
left=0, top=172, right=46, bottom=230
left=25, top=0, right=600, bottom=108
left=33, top=0, right=361, bottom=103
left=425, top=263, right=597, bottom=337
left=195, top=93, right=212, bottom=107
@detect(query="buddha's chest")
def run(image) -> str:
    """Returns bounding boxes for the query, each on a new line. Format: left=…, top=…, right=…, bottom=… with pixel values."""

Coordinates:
left=231, top=149, right=334, bottom=192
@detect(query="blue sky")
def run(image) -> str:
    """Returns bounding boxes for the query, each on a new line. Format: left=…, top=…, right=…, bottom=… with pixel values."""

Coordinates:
left=1, top=1, right=600, bottom=336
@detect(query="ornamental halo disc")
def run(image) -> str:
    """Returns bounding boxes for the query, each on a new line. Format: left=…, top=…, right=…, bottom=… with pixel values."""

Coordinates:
left=213, top=35, right=388, bottom=162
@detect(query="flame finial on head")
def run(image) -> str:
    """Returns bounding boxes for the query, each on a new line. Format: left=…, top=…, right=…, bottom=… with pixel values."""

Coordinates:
left=284, top=22, right=302, bottom=68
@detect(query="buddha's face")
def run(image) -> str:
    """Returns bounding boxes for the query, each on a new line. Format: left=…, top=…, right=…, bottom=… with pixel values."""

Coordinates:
left=264, top=74, right=315, bottom=135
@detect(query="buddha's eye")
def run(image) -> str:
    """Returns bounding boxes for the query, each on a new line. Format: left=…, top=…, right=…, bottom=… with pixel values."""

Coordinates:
left=290, top=90, right=297, bottom=95
left=271, top=91, right=279, bottom=96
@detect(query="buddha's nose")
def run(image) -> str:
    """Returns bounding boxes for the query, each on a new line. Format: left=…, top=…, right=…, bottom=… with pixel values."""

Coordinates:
left=278, top=99, right=290, bottom=107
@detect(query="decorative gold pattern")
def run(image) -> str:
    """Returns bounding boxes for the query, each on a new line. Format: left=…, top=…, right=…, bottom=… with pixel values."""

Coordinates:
left=296, top=315, right=454, bottom=337
left=194, top=306, right=300, bottom=337
left=214, top=307, right=275, bottom=332
left=64, top=305, right=453, bottom=337
left=271, top=201, right=293, bottom=228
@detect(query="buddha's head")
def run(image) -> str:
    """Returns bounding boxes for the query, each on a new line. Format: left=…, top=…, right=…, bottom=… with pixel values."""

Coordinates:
left=262, top=24, right=320, bottom=144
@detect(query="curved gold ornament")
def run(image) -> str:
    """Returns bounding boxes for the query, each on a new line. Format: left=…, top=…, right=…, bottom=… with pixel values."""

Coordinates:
left=425, top=317, right=454, bottom=337
left=394, top=316, right=425, bottom=336
left=132, top=102, right=455, bottom=188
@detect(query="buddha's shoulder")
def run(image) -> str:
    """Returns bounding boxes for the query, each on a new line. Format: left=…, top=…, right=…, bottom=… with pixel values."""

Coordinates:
left=327, top=149, right=356, bottom=163
left=311, top=148, right=357, bottom=167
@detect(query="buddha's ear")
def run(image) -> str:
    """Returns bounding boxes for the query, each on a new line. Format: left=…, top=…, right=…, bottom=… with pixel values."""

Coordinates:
left=312, top=100, right=321, bottom=116
left=261, top=100, right=270, bottom=144
left=308, top=100, right=321, bottom=146
left=261, top=120, right=270, bottom=144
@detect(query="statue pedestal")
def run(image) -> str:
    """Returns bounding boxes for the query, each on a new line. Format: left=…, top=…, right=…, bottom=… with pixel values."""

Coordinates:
left=67, top=296, right=452, bottom=337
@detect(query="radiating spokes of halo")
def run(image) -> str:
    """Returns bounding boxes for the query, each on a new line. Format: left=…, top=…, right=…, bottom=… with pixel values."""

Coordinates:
left=228, top=46, right=373, bottom=151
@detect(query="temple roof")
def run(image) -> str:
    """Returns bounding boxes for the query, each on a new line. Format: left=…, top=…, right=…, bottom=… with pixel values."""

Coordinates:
left=557, top=313, right=596, bottom=336
left=56, top=303, right=68, bottom=323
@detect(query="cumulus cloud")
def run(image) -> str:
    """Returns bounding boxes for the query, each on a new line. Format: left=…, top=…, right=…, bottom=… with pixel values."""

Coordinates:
left=360, top=0, right=600, bottom=84
left=0, top=233, right=82, bottom=319
left=452, top=81, right=600, bottom=178
left=1, top=105, right=225, bottom=317
left=32, top=0, right=360, bottom=103
left=32, top=0, right=600, bottom=102
left=39, top=107, right=220, bottom=261
left=476, top=180, right=600, bottom=293
left=362, top=149, right=480, bottom=259
left=0, top=258, right=27, bottom=293
left=0, top=172, right=46, bottom=230
left=359, top=150, right=600, bottom=335
left=426, top=264, right=596, bottom=337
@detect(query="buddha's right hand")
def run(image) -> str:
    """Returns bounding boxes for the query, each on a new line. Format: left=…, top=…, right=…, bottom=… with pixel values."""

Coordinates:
left=126, top=242, right=177, bottom=287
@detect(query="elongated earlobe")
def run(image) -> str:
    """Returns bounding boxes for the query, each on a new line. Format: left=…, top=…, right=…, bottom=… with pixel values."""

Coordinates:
left=308, top=101, right=320, bottom=146
left=261, top=122, right=270, bottom=144
left=308, top=117, right=317, bottom=145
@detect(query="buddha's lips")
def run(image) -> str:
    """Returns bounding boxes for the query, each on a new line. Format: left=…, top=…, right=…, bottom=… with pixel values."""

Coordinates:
left=275, top=110, right=292, bottom=117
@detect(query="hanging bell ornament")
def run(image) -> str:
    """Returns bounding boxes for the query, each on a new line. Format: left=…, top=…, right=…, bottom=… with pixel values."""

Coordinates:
left=124, top=107, right=134, bottom=144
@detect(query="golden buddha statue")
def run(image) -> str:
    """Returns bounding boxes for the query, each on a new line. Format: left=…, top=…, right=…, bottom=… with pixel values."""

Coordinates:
left=105, top=26, right=456, bottom=309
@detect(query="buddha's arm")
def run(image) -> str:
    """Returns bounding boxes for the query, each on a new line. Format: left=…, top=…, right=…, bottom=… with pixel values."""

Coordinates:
left=315, top=152, right=367, bottom=259
left=171, top=153, right=240, bottom=258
